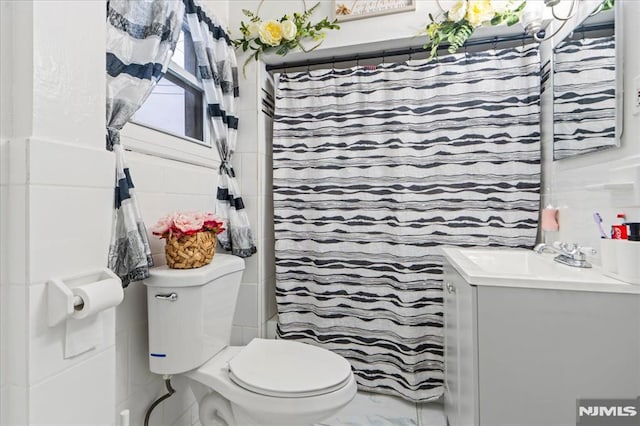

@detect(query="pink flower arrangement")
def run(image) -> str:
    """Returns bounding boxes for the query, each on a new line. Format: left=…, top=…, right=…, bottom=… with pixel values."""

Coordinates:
left=152, top=211, right=225, bottom=239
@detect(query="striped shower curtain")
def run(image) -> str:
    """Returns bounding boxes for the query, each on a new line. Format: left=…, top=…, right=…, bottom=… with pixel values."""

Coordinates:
left=273, top=45, right=541, bottom=402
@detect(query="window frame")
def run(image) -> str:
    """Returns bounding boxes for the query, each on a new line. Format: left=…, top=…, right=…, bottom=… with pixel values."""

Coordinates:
left=121, top=29, right=219, bottom=169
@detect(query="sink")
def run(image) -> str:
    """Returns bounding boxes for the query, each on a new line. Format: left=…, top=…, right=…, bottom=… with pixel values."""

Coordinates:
left=441, top=247, right=639, bottom=294
left=461, top=249, right=552, bottom=276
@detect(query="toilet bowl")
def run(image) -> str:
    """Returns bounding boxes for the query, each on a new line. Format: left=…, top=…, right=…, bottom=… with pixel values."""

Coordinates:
left=144, top=254, right=356, bottom=426
left=188, top=339, right=357, bottom=426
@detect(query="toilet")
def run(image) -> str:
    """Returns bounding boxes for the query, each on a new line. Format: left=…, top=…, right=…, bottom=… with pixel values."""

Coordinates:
left=143, top=254, right=357, bottom=426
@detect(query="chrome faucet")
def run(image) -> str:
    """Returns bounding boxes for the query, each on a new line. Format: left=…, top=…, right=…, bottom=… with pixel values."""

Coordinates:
left=533, top=242, right=597, bottom=268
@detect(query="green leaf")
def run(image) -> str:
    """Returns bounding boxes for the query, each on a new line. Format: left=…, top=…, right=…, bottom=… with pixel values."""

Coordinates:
left=506, top=14, right=520, bottom=26
left=514, top=1, right=527, bottom=13
left=490, top=15, right=504, bottom=26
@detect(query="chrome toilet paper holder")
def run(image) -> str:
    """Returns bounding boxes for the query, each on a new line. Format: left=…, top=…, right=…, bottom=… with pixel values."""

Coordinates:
left=47, top=268, right=122, bottom=327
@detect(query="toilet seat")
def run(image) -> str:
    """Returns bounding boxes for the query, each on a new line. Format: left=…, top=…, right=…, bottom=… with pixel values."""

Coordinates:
left=228, top=339, right=353, bottom=398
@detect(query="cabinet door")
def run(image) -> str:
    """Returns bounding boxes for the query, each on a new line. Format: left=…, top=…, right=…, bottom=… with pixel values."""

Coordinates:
left=443, top=265, right=459, bottom=426
left=455, top=272, right=478, bottom=426
left=476, top=287, right=640, bottom=426
left=444, top=264, right=479, bottom=426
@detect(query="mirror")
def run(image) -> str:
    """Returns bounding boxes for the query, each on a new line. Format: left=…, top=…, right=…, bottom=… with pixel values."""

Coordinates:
left=552, top=0, right=622, bottom=160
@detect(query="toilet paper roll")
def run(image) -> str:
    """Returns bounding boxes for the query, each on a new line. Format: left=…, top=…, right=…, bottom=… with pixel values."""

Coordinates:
left=71, top=278, right=124, bottom=319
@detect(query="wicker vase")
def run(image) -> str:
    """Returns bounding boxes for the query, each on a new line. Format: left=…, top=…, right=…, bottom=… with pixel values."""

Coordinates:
left=165, top=231, right=216, bottom=269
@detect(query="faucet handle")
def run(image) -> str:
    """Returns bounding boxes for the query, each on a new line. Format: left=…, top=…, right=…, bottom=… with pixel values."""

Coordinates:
left=579, top=246, right=597, bottom=256
left=553, top=241, right=577, bottom=253
left=552, top=242, right=597, bottom=259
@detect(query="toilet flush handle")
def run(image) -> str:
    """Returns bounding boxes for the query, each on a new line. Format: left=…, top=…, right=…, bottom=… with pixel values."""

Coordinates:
left=155, top=293, right=178, bottom=301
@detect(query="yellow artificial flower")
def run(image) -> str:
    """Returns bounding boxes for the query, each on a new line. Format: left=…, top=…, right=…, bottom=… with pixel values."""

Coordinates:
left=448, top=1, right=468, bottom=22
left=281, top=19, right=297, bottom=41
left=466, top=0, right=495, bottom=27
left=259, top=20, right=283, bottom=46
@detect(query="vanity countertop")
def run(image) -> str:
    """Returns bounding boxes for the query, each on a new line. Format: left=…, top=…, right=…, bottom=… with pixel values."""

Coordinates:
left=441, top=247, right=640, bottom=295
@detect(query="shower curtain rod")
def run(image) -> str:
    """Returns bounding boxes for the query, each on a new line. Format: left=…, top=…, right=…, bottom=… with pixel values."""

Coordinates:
left=265, top=31, right=535, bottom=72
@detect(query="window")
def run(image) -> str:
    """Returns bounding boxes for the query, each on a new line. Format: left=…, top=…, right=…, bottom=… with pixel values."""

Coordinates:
left=131, top=24, right=208, bottom=146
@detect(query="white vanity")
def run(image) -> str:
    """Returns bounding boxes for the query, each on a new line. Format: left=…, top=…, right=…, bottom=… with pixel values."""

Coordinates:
left=442, top=247, right=640, bottom=426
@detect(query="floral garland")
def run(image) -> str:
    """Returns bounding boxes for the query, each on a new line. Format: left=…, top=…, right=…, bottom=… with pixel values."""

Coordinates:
left=424, top=0, right=527, bottom=59
left=233, top=1, right=339, bottom=72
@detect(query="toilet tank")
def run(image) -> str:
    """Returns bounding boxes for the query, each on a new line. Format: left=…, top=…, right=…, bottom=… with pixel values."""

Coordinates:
left=143, top=254, right=245, bottom=375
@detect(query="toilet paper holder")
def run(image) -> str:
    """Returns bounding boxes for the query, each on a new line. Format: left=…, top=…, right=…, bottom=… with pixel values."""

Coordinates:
left=47, top=268, right=123, bottom=327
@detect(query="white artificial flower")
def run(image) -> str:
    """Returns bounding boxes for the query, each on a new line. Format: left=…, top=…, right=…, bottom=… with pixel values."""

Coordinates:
left=281, top=19, right=297, bottom=41
left=248, top=22, right=260, bottom=37
left=491, top=0, right=514, bottom=14
left=448, top=0, right=468, bottom=22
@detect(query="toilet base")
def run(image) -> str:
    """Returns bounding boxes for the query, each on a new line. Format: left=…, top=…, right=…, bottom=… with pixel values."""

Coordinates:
left=188, top=376, right=356, bottom=426
left=189, top=381, right=236, bottom=426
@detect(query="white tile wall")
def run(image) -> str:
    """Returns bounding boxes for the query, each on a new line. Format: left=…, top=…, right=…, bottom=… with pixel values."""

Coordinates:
left=7, top=385, right=28, bottom=426
left=29, top=347, right=116, bottom=426
left=228, top=59, right=279, bottom=339
left=231, top=326, right=243, bottom=346
left=8, top=138, right=27, bottom=184
left=0, top=1, right=12, bottom=142
left=28, top=283, right=116, bottom=384
left=160, top=376, right=198, bottom=425
left=28, top=138, right=113, bottom=187
left=0, top=386, right=6, bottom=426
left=265, top=314, right=278, bottom=340
left=0, top=147, right=7, bottom=425
left=127, top=321, right=158, bottom=398
left=241, top=326, right=259, bottom=344
left=115, top=330, right=129, bottom=406
left=235, top=116, right=259, bottom=155
left=7, top=182, right=27, bottom=285
left=28, top=185, right=113, bottom=284
left=233, top=283, right=258, bottom=327
left=0, top=1, right=238, bottom=425
left=241, top=253, right=259, bottom=284
left=30, top=2, right=105, bottom=147
left=239, top=152, right=259, bottom=197
left=3, top=137, right=116, bottom=425
left=545, top=2, right=640, bottom=258
left=7, top=284, right=29, bottom=387
left=264, top=274, right=277, bottom=323
left=0, top=140, right=8, bottom=183
left=117, top=376, right=163, bottom=426
left=115, top=281, right=148, bottom=334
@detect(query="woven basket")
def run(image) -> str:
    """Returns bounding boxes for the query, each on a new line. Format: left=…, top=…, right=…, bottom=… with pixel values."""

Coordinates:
left=165, top=231, right=216, bottom=269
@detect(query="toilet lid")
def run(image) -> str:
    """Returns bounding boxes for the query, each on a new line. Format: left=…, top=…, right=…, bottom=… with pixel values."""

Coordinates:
left=228, top=339, right=353, bottom=398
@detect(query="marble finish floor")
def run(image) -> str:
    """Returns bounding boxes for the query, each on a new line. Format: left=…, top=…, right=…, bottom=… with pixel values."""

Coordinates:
left=317, top=391, right=447, bottom=426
